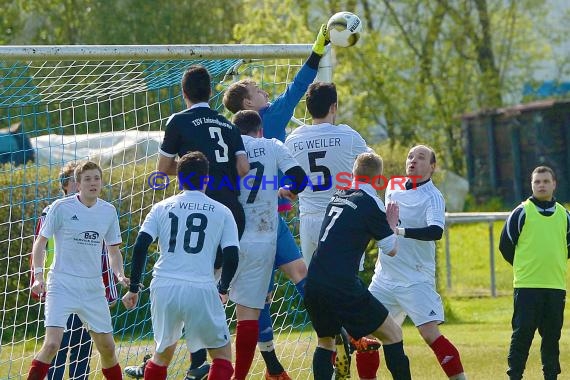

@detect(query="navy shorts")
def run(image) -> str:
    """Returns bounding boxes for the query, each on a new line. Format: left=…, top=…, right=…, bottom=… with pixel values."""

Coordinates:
left=304, top=279, right=389, bottom=339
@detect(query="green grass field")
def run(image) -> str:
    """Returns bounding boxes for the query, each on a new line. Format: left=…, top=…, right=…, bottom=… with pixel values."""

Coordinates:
left=2, top=221, right=570, bottom=379
left=2, top=295, right=570, bottom=379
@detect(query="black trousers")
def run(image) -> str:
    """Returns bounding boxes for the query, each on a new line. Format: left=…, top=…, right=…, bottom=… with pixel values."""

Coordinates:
left=507, top=288, right=566, bottom=380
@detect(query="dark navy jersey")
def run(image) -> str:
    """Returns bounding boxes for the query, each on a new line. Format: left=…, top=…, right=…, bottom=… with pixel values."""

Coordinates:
left=160, top=106, right=246, bottom=201
left=308, top=186, right=393, bottom=287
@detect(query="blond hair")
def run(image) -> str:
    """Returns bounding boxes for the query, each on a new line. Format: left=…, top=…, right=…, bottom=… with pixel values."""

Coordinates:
left=74, top=161, right=103, bottom=183
left=353, top=152, right=383, bottom=180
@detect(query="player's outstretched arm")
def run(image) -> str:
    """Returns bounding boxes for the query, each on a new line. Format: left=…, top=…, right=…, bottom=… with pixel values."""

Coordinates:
left=122, top=232, right=153, bottom=310
left=30, top=235, right=49, bottom=296
left=263, top=23, right=330, bottom=140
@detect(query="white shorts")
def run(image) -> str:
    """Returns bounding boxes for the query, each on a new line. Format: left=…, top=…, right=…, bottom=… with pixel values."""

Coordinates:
left=368, top=281, right=444, bottom=326
left=45, top=272, right=112, bottom=333
left=300, top=214, right=324, bottom=265
left=150, top=278, right=230, bottom=353
left=230, top=240, right=275, bottom=309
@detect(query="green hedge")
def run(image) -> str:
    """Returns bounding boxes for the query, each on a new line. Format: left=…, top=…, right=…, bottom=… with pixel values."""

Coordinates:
left=0, top=162, right=171, bottom=343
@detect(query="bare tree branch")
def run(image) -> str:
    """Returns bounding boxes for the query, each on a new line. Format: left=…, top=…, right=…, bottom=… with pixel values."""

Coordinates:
left=360, top=0, right=375, bottom=30
left=497, top=0, right=517, bottom=85
left=381, top=0, right=422, bottom=58
left=435, top=0, right=480, bottom=47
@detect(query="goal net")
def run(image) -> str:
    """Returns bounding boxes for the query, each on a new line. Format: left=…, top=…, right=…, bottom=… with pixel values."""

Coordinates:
left=0, top=44, right=331, bottom=379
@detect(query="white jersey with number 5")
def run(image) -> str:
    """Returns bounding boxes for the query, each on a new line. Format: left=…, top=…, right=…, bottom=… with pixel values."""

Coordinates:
left=238, top=135, right=298, bottom=242
left=140, top=190, right=240, bottom=284
left=285, top=123, right=368, bottom=215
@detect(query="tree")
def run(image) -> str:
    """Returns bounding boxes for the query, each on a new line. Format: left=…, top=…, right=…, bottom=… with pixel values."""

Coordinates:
left=344, top=0, right=556, bottom=174
left=234, top=0, right=567, bottom=175
left=3, top=0, right=242, bottom=45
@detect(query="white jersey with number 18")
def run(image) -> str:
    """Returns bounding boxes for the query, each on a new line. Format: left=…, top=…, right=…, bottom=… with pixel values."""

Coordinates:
left=139, top=190, right=239, bottom=284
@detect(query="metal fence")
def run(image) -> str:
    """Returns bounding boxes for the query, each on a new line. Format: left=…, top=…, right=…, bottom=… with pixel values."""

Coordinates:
left=444, top=212, right=510, bottom=297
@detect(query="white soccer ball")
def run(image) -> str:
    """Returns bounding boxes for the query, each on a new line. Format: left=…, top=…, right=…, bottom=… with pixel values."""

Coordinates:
left=327, top=11, right=363, bottom=47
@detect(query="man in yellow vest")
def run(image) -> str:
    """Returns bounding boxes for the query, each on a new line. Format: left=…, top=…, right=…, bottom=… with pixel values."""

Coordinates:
left=499, top=165, right=570, bottom=380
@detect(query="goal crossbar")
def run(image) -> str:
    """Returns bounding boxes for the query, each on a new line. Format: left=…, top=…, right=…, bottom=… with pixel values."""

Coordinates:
left=0, top=44, right=313, bottom=61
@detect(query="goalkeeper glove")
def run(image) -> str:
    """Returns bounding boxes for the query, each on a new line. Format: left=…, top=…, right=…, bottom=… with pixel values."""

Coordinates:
left=312, top=24, right=330, bottom=55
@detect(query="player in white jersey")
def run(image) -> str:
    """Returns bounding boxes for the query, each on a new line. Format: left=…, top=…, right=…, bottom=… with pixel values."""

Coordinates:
left=122, top=151, right=240, bottom=380
left=284, top=82, right=368, bottom=265
left=27, top=161, right=127, bottom=380
left=365, top=145, right=466, bottom=380
left=285, top=82, right=380, bottom=379
left=30, top=162, right=119, bottom=380
left=230, top=110, right=307, bottom=379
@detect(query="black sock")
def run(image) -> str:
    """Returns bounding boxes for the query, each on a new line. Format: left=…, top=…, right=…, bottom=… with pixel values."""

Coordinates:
left=189, top=349, right=207, bottom=370
left=313, top=347, right=334, bottom=380
left=383, top=341, right=411, bottom=380
left=260, top=349, right=285, bottom=375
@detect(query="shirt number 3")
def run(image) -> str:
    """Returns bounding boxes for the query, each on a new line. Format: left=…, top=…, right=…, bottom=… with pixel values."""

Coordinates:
left=209, top=127, right=229, bottom=163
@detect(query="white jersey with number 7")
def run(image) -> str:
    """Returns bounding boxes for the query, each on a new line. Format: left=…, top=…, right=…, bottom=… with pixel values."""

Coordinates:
left=238, top=135, right=298, bottom=242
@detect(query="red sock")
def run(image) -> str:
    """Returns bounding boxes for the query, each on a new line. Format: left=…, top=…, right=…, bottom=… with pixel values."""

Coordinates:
left=28, top=359, right=50, bottom=380
left=144, top=360, right=167, bottom=380
left=102, top=363, right=123, bottom=380
left=356, top=350, right=381, bottom=379
left=234, top=319, right=259, bottom=380
left=209, top=358, right=234, bottom=380
left=430, top=335, right=464, bottom=377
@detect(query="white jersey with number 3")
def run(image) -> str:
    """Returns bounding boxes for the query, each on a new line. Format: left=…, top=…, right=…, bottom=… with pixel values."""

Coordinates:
left=285, top=123, right=368, bottom=214
left=238, top=135, right=298, bottom=242
left=140, top=191, right=240, bottom=284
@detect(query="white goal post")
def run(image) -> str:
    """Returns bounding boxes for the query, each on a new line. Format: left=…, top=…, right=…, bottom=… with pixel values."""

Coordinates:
left=0, top=44, right=332, bottom=379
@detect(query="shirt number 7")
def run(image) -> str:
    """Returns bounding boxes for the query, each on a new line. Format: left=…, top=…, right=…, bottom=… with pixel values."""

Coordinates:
left=320, top=206, right=343, bottom=242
